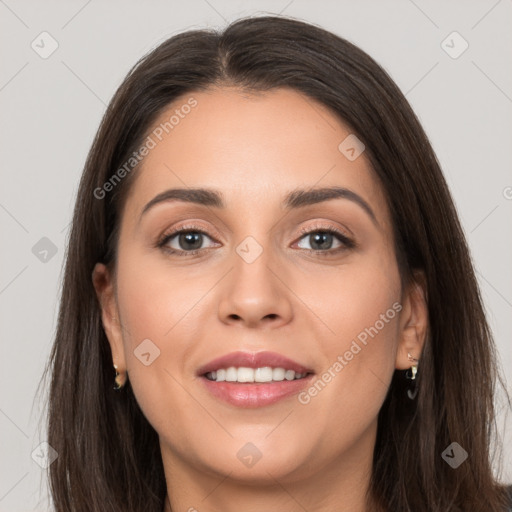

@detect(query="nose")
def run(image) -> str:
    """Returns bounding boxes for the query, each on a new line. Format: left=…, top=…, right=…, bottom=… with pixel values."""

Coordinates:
left=217, top=247, right=294, bottom=329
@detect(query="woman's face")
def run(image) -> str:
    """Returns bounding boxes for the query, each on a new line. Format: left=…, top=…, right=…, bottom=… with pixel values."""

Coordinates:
left=94, top=87, right=425, bottom=490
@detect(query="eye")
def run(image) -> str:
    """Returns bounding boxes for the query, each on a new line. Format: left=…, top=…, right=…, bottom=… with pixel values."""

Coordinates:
left=157, top=224, right=218, bottom=255
left=295, top=224, right=355, bottom=254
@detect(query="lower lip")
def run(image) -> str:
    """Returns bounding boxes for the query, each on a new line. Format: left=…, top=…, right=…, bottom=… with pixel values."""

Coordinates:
left=199, top=375, right=314, bottom=408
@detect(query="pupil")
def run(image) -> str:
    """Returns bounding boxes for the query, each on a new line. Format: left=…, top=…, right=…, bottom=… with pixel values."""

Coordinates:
left=311, top=232, right=332, bottom=250
left=180, top=232, right=202, bottom=250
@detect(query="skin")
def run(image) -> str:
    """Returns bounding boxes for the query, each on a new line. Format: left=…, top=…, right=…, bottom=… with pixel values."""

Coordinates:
left=92, top=87, right=428, bottom=512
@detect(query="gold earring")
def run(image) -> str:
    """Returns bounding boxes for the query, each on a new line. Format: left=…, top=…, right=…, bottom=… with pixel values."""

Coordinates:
left=113, top=364, right=125, bottom=390
left=406, top=352, right=419, bottom=380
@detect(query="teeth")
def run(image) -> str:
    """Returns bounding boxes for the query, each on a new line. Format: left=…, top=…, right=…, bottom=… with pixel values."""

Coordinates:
left=226, top=367, right=238, bottom=382
left=272, top=367, right=285, bottom=381
left=254, top=367, right=273, bottom=382
left=205, top=366, right=308, bottom=383
left=238, top=367, right=256, bottom=382
left=284, top=369, right=295, bottom=381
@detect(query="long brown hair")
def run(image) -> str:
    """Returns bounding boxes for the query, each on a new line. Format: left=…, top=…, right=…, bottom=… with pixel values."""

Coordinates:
left=37, top=14, right=511, bottom=512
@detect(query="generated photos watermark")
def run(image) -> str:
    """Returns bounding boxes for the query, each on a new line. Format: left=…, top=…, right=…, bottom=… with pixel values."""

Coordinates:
left=93, top=97, right=197, bottom=200
left=298, top=301, right=403, bottom=404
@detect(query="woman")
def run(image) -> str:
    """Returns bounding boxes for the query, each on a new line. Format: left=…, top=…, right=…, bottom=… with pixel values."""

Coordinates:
left=39, top=14, right=511, bottom=512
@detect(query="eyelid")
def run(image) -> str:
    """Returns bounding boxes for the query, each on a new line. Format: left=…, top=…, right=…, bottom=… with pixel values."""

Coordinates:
left=296, top=221, right=352, bottom=240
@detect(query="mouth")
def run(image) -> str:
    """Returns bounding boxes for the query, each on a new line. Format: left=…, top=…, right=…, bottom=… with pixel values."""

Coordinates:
left=197, top=350, right=315, bottom=408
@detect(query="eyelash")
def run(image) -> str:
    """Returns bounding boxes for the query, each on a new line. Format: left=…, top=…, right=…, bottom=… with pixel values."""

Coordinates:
left=156, top=222, right=356, bottom=257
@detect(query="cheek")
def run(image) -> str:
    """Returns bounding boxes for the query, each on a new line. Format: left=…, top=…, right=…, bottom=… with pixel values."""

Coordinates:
left=114, top=253, right=209, bottom=431
left=293, top=254, right=401, bottom=423
left=292, top=248, right=401, bottom=352
left=116, top=248, right=213, bottom=345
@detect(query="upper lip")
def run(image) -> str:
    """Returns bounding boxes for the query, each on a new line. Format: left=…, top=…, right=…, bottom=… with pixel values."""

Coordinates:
left=197, top=351, right=314, bottom=376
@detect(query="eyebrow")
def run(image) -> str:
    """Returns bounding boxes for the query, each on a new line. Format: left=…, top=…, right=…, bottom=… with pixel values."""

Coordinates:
left=139, top=186, right=378, bottom=227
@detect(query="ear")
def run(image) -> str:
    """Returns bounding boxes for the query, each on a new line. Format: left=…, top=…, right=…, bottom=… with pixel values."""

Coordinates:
left=395, top=270, right=428, bottom=370
left=92, top=262, right=127, bottom=381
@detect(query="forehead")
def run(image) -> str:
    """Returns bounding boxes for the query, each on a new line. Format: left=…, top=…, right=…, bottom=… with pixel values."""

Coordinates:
left=122, top=87, right=389, bottom=226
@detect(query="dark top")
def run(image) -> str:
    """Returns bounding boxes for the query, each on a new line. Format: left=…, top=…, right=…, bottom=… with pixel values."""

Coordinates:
left=506, top=484, right=512, bottom=511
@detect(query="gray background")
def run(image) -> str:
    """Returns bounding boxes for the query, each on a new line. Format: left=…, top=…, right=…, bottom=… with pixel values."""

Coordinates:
left=1, top=0, right=511, bottom=510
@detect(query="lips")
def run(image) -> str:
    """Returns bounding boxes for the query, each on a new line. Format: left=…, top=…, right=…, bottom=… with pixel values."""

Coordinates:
left=196, top=350, right=314, bottom=376
left=197, top=351, right=315, bottom=408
